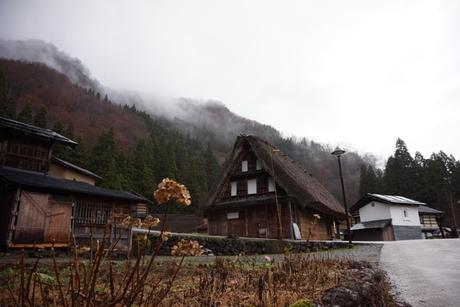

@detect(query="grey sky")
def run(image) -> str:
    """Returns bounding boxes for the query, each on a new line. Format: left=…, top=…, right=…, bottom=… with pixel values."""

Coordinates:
left=1, top=0, right=459, bottom=162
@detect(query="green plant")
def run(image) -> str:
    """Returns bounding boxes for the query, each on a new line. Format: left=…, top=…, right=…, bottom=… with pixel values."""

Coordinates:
left=289, top=298, right=313, bottom=307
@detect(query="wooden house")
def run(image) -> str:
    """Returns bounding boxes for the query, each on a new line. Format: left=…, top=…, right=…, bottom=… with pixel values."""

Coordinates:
left=203, top=135, right=345, bottom=240
left=416, top=205, right=443, bottom=238
left=0, top=117, right=149, bottom=250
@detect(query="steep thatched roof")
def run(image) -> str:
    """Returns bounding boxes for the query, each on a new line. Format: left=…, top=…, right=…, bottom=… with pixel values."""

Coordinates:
left=204, top=135, right=345, bottom=217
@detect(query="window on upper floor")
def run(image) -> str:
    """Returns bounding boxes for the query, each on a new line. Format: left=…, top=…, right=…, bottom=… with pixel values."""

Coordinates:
left=403, top=210, right=408, bottom=218
left=242, top=160, right=248, bottom=172
left=247, top=178, right=257, bottom=194
left=268, top=177, right=275, bottom=192
left=230, top=181, right=237, bottom=196
left=256, top=159, right=262, bottom=170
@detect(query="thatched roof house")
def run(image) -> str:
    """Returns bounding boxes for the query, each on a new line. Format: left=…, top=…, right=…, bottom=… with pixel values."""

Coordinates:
left=203, top=135, right=344, bottom=240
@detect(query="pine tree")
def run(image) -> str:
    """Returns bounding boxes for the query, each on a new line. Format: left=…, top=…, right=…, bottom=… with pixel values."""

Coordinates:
left=0, top=72, right=17, bottom=119
left=383, top=138, right=416, bottom=196
left=204, top=144, right=220, bottom=191
left=17, top=104, right=34, bottom=124
left=129, top=137, right=156, bottom=197
left=359, top=164, right=383, bottom=196
left=33, top=107, right=48, bottom=128
left=89, top=129, right=129, bottom=189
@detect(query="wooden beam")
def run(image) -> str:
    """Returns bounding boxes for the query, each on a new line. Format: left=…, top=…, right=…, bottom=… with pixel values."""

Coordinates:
left=244, top=207, right=248, bottom=237
left=288, top=199, right=294, bottom=239
left=8, top=243, right=69, bottom=249
left=7, top=187, right=21, bottom=245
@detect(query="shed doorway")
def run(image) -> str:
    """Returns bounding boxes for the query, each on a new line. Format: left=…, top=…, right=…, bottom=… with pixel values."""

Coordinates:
left=12, top=191, right=72, bottom=245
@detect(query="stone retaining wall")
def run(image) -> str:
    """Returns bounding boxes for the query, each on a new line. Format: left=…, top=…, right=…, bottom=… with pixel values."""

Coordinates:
left=146, top=234, right=351, bottom=256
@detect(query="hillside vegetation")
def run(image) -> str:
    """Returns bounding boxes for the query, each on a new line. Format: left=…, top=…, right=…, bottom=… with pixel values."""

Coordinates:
left=0, top=50, right=368, bottom=208
left=0, top=59, right=220, bottom=213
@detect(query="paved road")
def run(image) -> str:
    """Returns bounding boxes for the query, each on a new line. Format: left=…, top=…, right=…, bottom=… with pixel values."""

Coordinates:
left=379, top=239, right=460, bottom=307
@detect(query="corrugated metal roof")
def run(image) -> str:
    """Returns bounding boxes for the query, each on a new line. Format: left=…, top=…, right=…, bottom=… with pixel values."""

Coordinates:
left=369, top=194, right=426, bottom=205
left=0, top=166, right=148, bottom=202
left=0, top=116, right=77, bottom=146
left=351, top=193, right=426, bottom=212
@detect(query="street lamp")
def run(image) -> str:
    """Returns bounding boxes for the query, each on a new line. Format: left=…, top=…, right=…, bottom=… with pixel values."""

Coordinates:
left=331, top=147, right=352, bottom=245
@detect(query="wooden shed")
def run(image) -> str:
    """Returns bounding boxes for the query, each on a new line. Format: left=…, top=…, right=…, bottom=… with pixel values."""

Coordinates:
left=0, top=166, right=149, bottom=249
left=0, top=116, right=149, bottom=250
left=203, top=135, right=345, bottom=240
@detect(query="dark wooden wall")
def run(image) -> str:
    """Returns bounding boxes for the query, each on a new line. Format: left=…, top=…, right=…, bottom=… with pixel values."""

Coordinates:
left=4, top=189, right=138, bottom=250
left=72, top=195, right=133, bottom=249
left=0, top=184, right=16, bottom=250
left=208, top=201, right=334, bottom=240
left=0, top=132, right=51, bottom=172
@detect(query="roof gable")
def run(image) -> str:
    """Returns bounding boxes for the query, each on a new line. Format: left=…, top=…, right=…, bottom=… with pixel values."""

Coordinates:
left=204, top=135, right=345, bottom=217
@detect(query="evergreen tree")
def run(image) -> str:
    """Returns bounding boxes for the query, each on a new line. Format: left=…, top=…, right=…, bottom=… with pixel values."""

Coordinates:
left=89, top=129, right=129, bottom=190
left=69, top=136, right=89, bottom=167
left=0, top=72, right=17, bottom=119
left=33, top=107, right=48, bottom=128
left=129, top=137, right=156, bottom=197
left=383, top=138, right=416, bottom=196
left=204, top=144, right=220, bottom=191
left=52, top=121, right=75, bottom=161
left=359, top=164, right=383, bottom=196
left=52, top=122, right=65, bottom=134
left=17, top=104, right=34, bottom=124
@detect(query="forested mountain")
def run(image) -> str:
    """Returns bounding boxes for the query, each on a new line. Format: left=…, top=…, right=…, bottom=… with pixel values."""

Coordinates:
left=0, top=59, right=220, bottom=213
left=0, top=39, right=103, bottom=93
left=0, top=39, right=372, bottom=210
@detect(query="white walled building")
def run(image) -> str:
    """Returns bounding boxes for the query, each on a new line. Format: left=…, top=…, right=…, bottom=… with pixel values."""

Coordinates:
left=350, top=194, right=426, bottom=241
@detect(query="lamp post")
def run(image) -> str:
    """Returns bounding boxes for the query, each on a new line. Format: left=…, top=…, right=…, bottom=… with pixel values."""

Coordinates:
left=331, top=147, right=352, bottom=245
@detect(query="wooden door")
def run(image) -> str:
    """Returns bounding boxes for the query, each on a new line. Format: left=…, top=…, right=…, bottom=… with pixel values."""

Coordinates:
left=14, top=191, right=72, bottom=244
left=227, top=211, right=245, bottom=237
left=248, top=206, right=269, bottom=238
left=14, top=192, right=49, bottom=243
left=44, top=199, right=72, bottom=243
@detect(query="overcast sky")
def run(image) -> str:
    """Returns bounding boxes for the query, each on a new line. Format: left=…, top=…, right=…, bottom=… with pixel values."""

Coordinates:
left=1, top=0, right=459, bottom=162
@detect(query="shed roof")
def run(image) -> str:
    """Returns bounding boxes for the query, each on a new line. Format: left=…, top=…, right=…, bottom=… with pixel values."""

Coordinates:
left=204, top=135, right=345, bottom=217
left=418, top=205, right=443, bottom=214
left=52, top=157, right=102, bottom=180
left=351, top=219, right=392, bottom=231
left=0, top=166, right=148, bottom=203
left=0, top=116, right=77, bottom=147
left=350, top=193, right=425, bottom=212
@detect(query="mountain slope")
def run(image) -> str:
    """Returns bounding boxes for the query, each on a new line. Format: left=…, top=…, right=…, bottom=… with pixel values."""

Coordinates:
left=0, top=39, right=370, bottom=204
left=0, top=59, right=146, bottom=148
left=0, top=39, right=102, bottom=92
